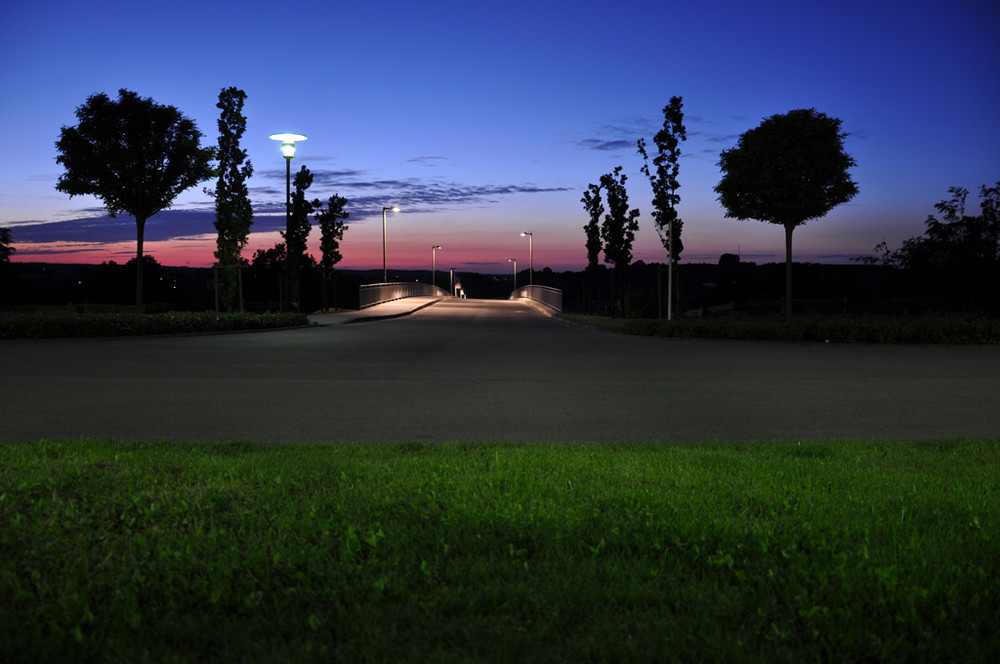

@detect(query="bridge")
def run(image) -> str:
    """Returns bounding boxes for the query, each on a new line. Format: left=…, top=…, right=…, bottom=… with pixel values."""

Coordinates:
left=360, top=281, right=562, bottom=312
left=3, top=296, right=999, bottom=444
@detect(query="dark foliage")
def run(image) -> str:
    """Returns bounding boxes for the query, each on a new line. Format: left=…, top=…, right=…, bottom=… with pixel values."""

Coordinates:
left=715, top=109, right=858, bottom=319
left=55, top=89, right=214, bottom=307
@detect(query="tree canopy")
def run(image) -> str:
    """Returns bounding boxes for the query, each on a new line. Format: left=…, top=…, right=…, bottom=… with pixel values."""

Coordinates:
left=715, top=108, right=858, bottom=319
left=316, top=194, right=350, bottom=273
left=599, top=166, right=640, bottom=273
left=55, top=89, right=214, bottom=307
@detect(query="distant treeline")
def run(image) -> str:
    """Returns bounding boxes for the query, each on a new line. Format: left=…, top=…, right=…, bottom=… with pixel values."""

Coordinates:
left=3, top=256, right=996, bottom=317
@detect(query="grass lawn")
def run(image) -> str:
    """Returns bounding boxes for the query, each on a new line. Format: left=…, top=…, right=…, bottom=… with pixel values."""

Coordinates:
left=1, top=439, right=997, bottom=662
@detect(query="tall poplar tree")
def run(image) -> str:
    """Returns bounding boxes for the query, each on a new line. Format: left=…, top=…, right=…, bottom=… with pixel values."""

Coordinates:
left=283, top=165, right=320, bottom=310
left=316, top=193, right=350, bottom=310
left=212, top=87, right=253, bottom=312
left=582, top=182, right=604, bottom=273
left=599, top=166, right=640, bottom=316
left=600, top=166, right=640, bottom=273
left=638, top=95, right=686, bottom=318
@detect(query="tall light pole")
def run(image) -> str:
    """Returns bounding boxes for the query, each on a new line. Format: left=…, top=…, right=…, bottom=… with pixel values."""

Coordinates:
left=268, top=133, right=307, bottom=232
left=508, top=258, right=517, bottom=290
left=269, top=133, right=306, bottom=310
left=431, top=245, right=442, bottom=288
left=520, top=231, right=533, bottom=285
left=382, top=205, right=400, bottom=283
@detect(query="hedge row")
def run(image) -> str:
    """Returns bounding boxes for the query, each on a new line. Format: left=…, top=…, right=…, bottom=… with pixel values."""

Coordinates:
left=0, top=311, right=312, bottom=339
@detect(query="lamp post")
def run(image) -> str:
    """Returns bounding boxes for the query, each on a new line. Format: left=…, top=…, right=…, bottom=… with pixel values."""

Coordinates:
left=508, top=258, right=517, bottom=290
left=520, top=231, right=533, bottom=285
left=382, top=205, right=400, bottom=283
left=269, top=133, right=306, bottom=310
left=268, top=133, right=307, bottom=220
left=431, top=245, right=442, bottom=288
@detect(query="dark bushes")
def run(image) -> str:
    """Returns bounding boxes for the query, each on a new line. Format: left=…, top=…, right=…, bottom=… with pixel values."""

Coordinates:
left=0, top=311, right=310, bottom=339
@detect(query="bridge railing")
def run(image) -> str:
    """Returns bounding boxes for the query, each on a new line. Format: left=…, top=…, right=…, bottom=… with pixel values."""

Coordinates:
left=359, top=282, right=450, bottom=309
left=509, top=285, right=563, bottom=312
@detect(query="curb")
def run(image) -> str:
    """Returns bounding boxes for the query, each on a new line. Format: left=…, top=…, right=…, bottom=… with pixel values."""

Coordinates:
left=343, top=298, right=444, bottom=324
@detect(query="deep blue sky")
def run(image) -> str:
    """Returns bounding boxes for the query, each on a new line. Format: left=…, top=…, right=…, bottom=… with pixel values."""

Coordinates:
left=2, top=0, right=997, bottom=272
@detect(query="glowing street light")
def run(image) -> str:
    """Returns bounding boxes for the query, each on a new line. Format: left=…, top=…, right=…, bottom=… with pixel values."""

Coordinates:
left=520, top=231, right=533, bottom=285
left=268, top=133, right=307, bottom=210
left=382, top=205, right=400, bottom=283
left=509, top=258, right=517, bottom=290
left=431, top=245, right=442, bottom=288
left=269, top=133, right=306, bottom=310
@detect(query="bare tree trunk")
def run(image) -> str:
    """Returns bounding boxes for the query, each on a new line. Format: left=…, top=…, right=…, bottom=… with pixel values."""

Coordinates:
left=135, top=217, right=146, bottom=311
left=784, top=222, right=794, bottom=322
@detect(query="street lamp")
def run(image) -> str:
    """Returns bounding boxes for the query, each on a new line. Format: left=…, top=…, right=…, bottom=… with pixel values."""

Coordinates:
left=520, top=231, right=533, bottom=285
left=269, top=133, right=306, bottom=310
left=508, top=258, right=517, bottom=290
left=431, top=245, right=442, bottom=288
left=382, top=205, right=400, bottom=283
left=268, top=133, right=307, bottom=215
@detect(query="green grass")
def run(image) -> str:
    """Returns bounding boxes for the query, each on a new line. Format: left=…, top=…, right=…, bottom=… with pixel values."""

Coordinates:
left=562, top=312, right=1000, bottom=344
left=0, top=311, right=311, bottom=339
left=2, top=439, right=997, bottom=662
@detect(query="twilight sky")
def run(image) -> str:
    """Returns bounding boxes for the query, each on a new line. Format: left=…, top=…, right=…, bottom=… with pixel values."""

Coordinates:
left=1, top=0, right=997, bottom=273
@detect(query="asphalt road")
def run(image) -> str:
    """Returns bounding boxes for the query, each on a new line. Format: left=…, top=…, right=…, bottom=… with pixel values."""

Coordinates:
left=3, top=298, right=999, bottom=444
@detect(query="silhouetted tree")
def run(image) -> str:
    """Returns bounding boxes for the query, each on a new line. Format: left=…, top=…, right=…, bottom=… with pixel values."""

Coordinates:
left=211, top=87, right=253, bottom=312
left=283, top=165, right=321, bottom=311
left=600, top=166, right=640, bottom=316
left=316, top=194, right=350, bottom=310
left=715, top=108, right=858, bottom=321
left=887, top=182, right=1000, bottom=307
left=0, top=228, right=14, bottom=263
left=582, top=183, right=604, bottom=273
left=638, top=95, right=686, bottom=318
left=55, top=89, right=214, bottom=309
left=251, top=243, right=286, bottom=270
left=638, top=96, right=686, bottom=262
left=600, top=166, right=640, bottom=272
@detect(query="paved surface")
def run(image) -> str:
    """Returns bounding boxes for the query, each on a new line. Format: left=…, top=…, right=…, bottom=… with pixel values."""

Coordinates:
left=3, top=297, right=999, bottom=444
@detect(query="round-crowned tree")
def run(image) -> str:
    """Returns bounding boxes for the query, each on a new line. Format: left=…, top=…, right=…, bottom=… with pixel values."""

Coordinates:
left=56, top=89, right=214, bottom=308
left=715, top=108, right=858, bottom=320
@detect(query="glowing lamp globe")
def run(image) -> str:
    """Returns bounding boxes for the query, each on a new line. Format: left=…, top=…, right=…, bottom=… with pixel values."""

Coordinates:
left=269, top=133, right=308, bottom=158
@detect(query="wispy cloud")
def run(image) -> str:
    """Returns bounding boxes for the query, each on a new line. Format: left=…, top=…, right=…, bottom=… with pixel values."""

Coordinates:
left=284, top=171, right=573, bottom=221
left=577, top=138, right=636, bottom=152
left=577, top=115, right=656, bottom=153
left=9, top=171, right=574, bottom=246
left=407, top=156, right=450, bottom=165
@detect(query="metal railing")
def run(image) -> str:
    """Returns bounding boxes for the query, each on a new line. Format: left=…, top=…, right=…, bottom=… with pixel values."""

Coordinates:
left=359, top=282, right=450, bottom=308
left=509, top=285, right=563, bottom=312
